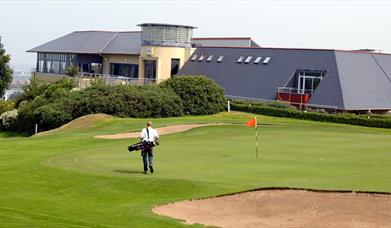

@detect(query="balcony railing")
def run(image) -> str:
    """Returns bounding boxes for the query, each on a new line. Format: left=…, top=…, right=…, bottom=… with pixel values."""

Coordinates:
left=33, top=71, right=164, bottom=87
left=276, top=87, right=312, bottom=104
left=226, top=95, right=338, bottom=114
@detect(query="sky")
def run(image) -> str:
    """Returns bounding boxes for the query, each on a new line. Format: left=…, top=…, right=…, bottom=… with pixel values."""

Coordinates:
left=1, top=0, right=390, bottom=69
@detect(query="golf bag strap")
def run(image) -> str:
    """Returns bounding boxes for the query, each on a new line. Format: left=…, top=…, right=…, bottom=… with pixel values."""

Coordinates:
left=147, top=128, right=150, bottom=141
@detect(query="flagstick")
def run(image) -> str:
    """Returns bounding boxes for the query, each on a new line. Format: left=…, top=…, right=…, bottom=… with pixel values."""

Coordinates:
left=255, top=117, right=259, bottom=159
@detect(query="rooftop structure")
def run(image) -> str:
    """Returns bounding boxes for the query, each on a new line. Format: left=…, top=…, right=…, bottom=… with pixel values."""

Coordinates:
left=138, top=23, right=195, bottom=48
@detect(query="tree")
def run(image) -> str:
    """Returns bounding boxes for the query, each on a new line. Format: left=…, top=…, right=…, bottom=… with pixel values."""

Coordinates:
left=0, top=36, right=13, bottom=97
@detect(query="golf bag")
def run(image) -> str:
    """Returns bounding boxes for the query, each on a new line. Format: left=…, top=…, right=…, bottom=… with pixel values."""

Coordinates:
left=128, top=140, right=158, bottom=152
left=127, top=142, right=144, bottom=152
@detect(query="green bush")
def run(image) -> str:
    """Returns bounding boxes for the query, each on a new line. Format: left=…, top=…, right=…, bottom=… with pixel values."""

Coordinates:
left=70, top=84, right=183, bottom=118
left=43, top=78, right=76, bottom=101
left=17, top=96, right=50, bottom=131
left=33, top=104, right=73, bottom=130
left=0, top=100, right=15, bottom=114
left=161, top=76, right=226, bottom=115
left=231, top=103, right=391, bottom=128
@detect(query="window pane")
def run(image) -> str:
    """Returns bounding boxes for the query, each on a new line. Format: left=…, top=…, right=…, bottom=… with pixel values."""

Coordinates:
left=60, top=62, right=66, bottom=74
left=263, top=57, right=271, bottom=64
left=38, top=60, right=44, bottom=72
left=254, top=56, right=262, bottom=64
left=206, top=55, right=214, bottom=62
left=144, top=60, right=156, bottom=79
left=46, top=61, right=52, bottom=73
left=217, top=56, right=225, bottom=62
left=52, top=61, right=60, bottom=74
left=110, top=63, right=139, bottom=78
left=245, top=56, right=253, bottom=63
left=171, top=58, right=180, bottom=76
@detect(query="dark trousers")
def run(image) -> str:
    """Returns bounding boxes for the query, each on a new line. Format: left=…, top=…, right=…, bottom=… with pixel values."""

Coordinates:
left=142, top=148, right=153, bottom=172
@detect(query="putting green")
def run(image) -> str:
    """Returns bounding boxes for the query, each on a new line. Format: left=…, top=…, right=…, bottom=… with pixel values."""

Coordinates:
left=43, top=120, right=391, bottom=190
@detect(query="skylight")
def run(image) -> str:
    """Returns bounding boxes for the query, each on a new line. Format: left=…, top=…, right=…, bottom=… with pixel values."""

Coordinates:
left=198, top=55, right=205, bottom=61
left=244, top=56, right=253, bottom=64
left=263, top=57, right=271, bottom=64
left=217, top=56, right=225, bottom=62
left=191, top=55, right=198, bottom=61
left=237, top=56, right=244, bottom=63
left=254, top=56, right=262, bottom=64
left=206, top=55, right=214, bottom=62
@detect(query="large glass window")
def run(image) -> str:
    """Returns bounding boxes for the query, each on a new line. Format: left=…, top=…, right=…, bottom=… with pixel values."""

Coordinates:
left=91, top=63, right=102, bottom=74
left=52, top=61, right=60, bottom=74
left=46, top=61, right=52, bottom=73
left=171, top=58, right=180, bottom=76
left=38, top=60, right=44, bottom=72
left=36, top=52, right=103, bottom=75
left=297, top=70, right=325, bottom=94
left=110, top=63, right=139, bottom=78
left=144, top=60, right=156, bottom=79
left=60, top=62, right=67, bottom=74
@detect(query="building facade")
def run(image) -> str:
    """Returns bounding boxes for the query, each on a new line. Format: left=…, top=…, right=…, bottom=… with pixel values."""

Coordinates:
left=28, top=23, right=391, bottom=112
left=28, top=23, right=196, bottom=84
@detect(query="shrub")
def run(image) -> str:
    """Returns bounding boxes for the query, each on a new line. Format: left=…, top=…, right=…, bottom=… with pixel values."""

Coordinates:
left=0, top=100, right=15, bottom=114
left=43, top=78, right=76, bottom=100
left=231, top=103, right=391, bottom=128
left=160, top=76, right=226, bottom=115
left=33, top=104, right=73, bottom=131
left=70, top=84, right=183, bottom=118
left=17, top=96, right=50, bottom=132
left=0, top=109, right=18, bottom=131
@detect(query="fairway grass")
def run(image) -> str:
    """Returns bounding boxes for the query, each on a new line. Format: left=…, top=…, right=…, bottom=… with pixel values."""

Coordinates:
left=0, top=112, right=391, bottom=227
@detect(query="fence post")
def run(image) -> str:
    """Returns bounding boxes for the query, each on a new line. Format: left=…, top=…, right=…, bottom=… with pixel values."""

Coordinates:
left=227, top=100, right=231, bottom=112
left=35, top=124, right=38, bottom=135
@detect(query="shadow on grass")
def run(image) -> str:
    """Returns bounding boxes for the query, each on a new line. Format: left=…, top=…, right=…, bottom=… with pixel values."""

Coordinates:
left=113, top=169, right=145, bottom=175
left=0, top=131, right=30, bottom=138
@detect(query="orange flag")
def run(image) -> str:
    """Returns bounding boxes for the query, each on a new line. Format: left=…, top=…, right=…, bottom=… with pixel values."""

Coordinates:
left=246, top=117, right=257, bottom=128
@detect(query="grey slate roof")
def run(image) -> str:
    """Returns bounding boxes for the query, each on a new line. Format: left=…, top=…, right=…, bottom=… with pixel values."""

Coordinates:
left=27, top=31, right=141, bottom=55
left=178, top=47, right=391, bottom=110
left=334, top=51, right=391, bottom=110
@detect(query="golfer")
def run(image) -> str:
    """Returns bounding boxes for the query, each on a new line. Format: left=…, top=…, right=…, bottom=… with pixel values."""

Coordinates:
left=140, top=121, right=159, bottom=174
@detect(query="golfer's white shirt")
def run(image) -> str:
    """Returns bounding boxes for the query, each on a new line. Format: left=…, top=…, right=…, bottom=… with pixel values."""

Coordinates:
left=140, top=127, right=159, bottom=142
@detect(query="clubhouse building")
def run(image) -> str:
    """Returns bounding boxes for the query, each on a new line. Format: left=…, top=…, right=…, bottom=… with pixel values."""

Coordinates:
left=28, top=23, right=391, bottom=112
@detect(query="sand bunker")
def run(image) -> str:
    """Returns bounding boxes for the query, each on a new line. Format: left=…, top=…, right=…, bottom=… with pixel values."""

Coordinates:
left=153, top=189, right=391, bottom=228
left=94, top=123, right=220, bottom=139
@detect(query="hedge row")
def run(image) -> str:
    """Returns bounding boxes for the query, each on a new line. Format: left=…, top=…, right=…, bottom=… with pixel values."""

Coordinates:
left=13, top=76, right=227, bottom=133
left=231, top=103, right=391, bottom=129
